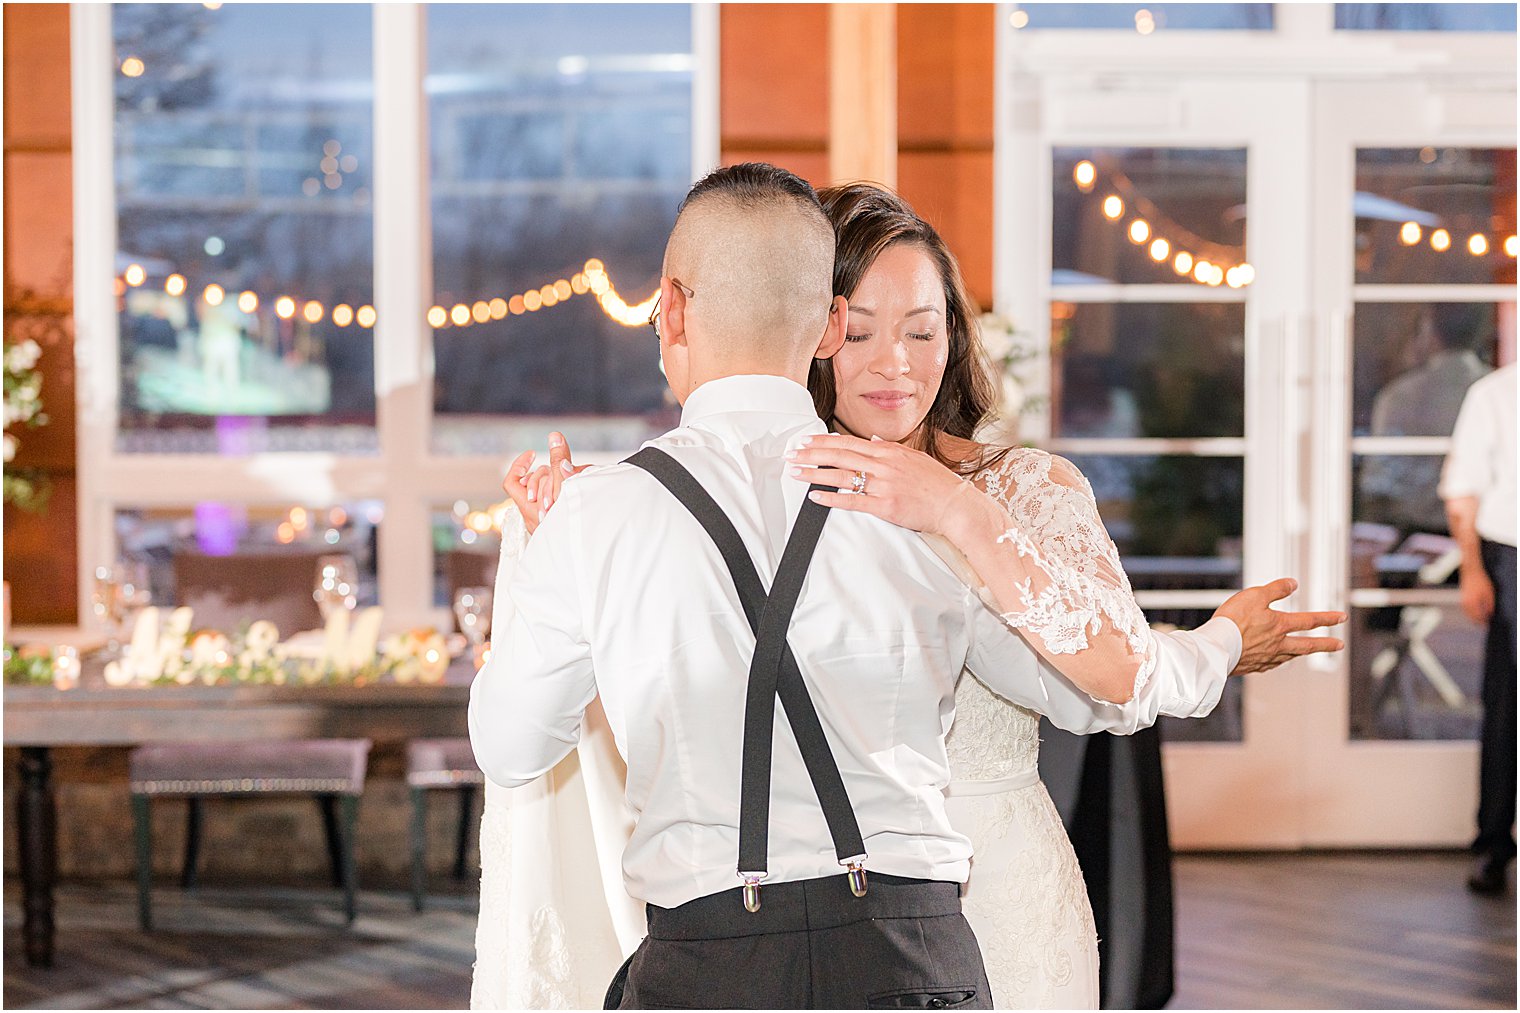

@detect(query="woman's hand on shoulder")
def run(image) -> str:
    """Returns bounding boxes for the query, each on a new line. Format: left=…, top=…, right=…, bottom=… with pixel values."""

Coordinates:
left=501, top=432, right=589, bottom=535
left=787, top=433, right=987, bottom=538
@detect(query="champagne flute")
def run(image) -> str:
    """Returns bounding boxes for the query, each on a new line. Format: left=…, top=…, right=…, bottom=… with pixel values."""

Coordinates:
left=453, top=586, right=493, bottom=651
left=93, top=561, right=151, bottom=655
left=313, top=555, right=359, bottom=621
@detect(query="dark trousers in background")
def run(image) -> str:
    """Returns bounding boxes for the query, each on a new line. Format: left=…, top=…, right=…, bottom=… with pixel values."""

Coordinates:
left=610, top=873, right=992, bottom=1010
left=1040, top=721, right=1175, bottom=1010
left=1475, top=539, right=1517, bottom=864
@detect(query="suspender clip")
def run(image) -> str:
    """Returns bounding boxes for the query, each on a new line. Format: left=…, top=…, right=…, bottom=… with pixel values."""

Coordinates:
left=844, top=857, right=869, bottom=898
left=740, top=872, right=765, bottom=913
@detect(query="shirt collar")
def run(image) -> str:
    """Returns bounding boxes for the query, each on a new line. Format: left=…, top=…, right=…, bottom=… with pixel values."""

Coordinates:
left=679, top=374, right=821, bottom=428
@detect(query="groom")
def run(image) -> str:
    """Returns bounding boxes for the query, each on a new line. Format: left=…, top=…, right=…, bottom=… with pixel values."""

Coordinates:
left=470, top=163, right=1327, bottom=1009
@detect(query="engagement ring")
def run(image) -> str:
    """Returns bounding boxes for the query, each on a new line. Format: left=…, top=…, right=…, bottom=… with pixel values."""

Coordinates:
left=850, top=470, right=869, bottom=495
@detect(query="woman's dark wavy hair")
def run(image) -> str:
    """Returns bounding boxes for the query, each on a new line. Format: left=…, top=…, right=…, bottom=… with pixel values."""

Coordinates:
left=809, top=182, right=1005, bottom=476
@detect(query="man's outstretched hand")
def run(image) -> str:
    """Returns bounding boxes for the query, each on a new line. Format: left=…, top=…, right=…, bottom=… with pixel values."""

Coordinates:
left=1214, top=578, right=1346, bottom=675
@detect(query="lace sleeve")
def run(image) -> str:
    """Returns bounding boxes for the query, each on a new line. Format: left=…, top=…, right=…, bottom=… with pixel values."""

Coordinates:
left=965, top=448, right=1158, bottom=700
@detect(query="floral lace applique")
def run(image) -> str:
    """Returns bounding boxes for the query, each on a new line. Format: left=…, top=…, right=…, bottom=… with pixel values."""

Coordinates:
left=974, top=448, right=1158, bottom=698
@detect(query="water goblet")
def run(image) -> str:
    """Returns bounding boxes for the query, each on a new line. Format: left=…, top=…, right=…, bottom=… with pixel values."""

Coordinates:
left=453, top=586, right=493, bottom=650
left=313, top=555, right=359, bottom=621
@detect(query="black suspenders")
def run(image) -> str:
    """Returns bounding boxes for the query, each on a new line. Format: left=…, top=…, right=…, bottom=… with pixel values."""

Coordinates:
left=625, top=447, right=869, bottom=911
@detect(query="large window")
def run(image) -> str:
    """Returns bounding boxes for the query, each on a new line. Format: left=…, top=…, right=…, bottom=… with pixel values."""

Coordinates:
left=80, top=4, right=713, bottom=628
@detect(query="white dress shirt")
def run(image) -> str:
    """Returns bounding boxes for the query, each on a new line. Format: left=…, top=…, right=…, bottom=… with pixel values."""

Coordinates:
left=1440, top=362, right=1517, bottom=547
left=469, top=374, right=1240, bottom=910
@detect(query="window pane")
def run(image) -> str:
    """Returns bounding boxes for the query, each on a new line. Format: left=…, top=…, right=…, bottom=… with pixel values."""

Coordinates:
left=426, top=4, right=693, bottom=456
left=116, top=500, right=382, bottom=636
left=1053, top=302, right=1245, bottom=438
left=1354, top=148, right=1518, bottom=286
left=1352, top=454, right=1470, bottom=586
left=1012, top=4, right=1273, bottom=30
left=1053, top=148, right=1249, bottom=287
left=1352, top=302, right=1505, bottom=436
left=1336, top=3, right=1518, bottom=32
left=1061, top=454, right=1244, bottom=565
left=113, top=4, right=376, bottom=454
left=1349, top=604, right=1484, bottom=741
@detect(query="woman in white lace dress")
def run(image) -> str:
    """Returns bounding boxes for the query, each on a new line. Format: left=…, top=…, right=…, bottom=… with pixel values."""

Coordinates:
left=472, top=184, right=1202, bottom=1009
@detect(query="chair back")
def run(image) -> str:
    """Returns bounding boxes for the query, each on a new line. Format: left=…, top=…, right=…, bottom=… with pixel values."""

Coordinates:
left=173, top=550, right=328, bottom=636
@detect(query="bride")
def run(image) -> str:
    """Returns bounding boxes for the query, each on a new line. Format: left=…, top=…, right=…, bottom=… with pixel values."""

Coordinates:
left=471, top=183, right=1337, bottom=1009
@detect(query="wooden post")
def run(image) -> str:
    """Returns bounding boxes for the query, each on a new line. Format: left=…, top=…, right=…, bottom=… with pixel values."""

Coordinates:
left=829, top=3, right=897, bottom=188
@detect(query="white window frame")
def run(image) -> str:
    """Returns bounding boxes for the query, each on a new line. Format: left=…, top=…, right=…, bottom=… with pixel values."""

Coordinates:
left=70, top=2, right=720, bottom=629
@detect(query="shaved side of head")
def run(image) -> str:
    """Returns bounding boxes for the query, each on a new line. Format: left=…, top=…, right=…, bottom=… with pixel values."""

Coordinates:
left=664, top=164, right=836, bottom=372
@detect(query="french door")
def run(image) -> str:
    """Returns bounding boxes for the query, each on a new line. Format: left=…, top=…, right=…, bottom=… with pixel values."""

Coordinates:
left=998, top=39, right=1515, bottom=847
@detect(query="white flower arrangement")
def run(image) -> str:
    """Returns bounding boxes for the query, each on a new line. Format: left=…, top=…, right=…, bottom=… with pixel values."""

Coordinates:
left=3, top=336, right=48, bottom=509
left=976, top=312, right=1044, bottom=446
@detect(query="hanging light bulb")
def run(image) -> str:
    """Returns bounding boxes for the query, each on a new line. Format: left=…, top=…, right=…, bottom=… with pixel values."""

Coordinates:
left=275, top=296, right=297, bottom=319
left=1506, top=235, right=1518, bottom=258
left=1236, top=263, right=1255, bottom=286
left=1399, top=222, right=1422, bottom=246
left=124, top=263, right=147, bottom=287
left=332, top=304, right=354, bottom=327
left=356, top=305, right=377, bottom=328
left=203, top=283, right=225, bottom=306
left=1430, top=228, right=1451, bottom=252
left=1148, top=237, right=1170, bottom=262
left=237, top=291, right=258, bottom=314
left=302, top=301, right=324, bottom=323
left=1192, top=260, right=1214, bottom=284
left=450, top=303, right=471, bottom=327
left=1173, top=251, right=1194, bottom=276
left=1467, top=234, right=1489, bottom=257
left=1073, top=161, right=1097, bottom=191
left=427, top=306, right=447, bottom=328
left=1102, top=195, right=1124, bottom=220
left=164, top=273, right=186, bottom=296
left=1128, top=219, right=1151, bottom=244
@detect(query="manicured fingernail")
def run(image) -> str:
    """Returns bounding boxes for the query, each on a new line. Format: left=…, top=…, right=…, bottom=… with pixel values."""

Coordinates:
left=790, top=467, right=804, bottom=477
left=870, top=435, right=883, bottom=441
left=527, top=487, right=536, bottom=502
left=549, top=432, right=564, bottom=447
left=560, top=460, right=574, bottom=475
left=800, top=436, right=813, bottom=446
left=785, top=450, right=797, bottom=460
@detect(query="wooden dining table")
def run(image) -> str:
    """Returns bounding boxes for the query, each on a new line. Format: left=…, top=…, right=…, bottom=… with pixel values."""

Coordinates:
left=3, top=642, right=474, bottom=969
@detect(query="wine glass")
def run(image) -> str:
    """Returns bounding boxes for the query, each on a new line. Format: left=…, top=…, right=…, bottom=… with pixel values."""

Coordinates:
left=313, top=555, right=359, bottom=621
left=453, top=586, right=493, bottom=650
left=93, top=561, right=151, bottom=654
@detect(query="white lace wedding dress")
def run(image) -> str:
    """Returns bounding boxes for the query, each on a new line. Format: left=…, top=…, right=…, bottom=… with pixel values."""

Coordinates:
left=471, top=448, right=1170, bottom=1010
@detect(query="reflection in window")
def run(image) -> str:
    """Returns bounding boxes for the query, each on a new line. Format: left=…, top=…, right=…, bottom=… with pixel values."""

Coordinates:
left=1061, top=455, right=1244, bottom=564
left=1352, top=302, right=1503, bottom=436
left=115, top=501, right=382, bottom=636
left=427, top=4, right=693, bottom=456
left=1336, top=3, right=1518, bottom=32
left=113, top=4, right=376, bottom=454
left=1355, top=148, right=1518, bottom=286
left=1349, top=604, right=1484, bottom=741
left=1053, top=302, right=1245, bottom=438
left=1011, top=3, right=1272, bottom=31
left=1352, top=453, right=1475, bottom=579
left=1052, top=148, right=1249, bottom=287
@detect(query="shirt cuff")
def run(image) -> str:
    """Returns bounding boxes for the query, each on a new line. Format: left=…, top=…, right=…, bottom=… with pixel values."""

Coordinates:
left=1196, top=614, right=1244, bottom=674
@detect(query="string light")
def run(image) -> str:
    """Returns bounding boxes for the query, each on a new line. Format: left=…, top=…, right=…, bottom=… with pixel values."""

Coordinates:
left=1073, top=161, right=1097, bottom=191
left=1135, top=8, right=1156, bottom=34
left=1149, top=238, right=1170, bottom=262
left=1399, top=222, right=1422, bottom=246
left=1506, top=235, right=1518, bottom=258
left=1467, top=234, right=1489, bottom=257
left=1102, top=195, right=1125, bottom=220
left=1127, top=219, right=1150, bottom=244
left=1173, top=251, right=1194, bottom=276
left=112, top=257, right=665, bottom=331
left=120, top=57, right=145, bottom=78
left=1431, top=228, right=1451, bottom=252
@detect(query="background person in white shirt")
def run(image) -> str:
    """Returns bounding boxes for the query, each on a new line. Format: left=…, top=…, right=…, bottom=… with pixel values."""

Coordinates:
left=1441, top=361, right=1517, bottom=896
left=469, top=164, right=1342, bottom=1009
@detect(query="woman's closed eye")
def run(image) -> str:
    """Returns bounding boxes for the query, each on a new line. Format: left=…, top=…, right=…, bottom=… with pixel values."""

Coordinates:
left=907, top=331, right=936, bottom=342
left=845, top=332, right=873, bottom=343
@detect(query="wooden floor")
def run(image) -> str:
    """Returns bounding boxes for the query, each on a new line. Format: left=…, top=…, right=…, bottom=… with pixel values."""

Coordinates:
left=4, top=852, right=1514, bottom=1009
